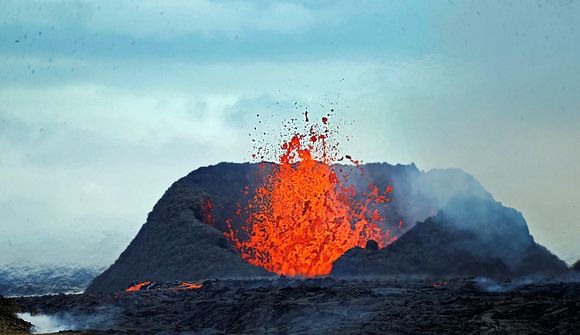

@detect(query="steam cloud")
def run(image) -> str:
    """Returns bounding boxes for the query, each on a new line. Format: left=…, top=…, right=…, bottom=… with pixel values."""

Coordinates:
left=17, top=308, right=117, bottom=334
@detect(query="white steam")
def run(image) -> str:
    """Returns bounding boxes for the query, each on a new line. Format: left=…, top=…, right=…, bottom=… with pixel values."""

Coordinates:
left=17, top=310, right=115, bottom=334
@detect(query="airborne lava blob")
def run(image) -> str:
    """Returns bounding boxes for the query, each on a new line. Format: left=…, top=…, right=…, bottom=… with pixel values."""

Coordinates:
left=226, top=113, right=395, bottom=277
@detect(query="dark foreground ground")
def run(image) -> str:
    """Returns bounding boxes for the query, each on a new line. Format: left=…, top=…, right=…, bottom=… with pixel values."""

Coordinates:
left=8, top=277, right=580, bottom=335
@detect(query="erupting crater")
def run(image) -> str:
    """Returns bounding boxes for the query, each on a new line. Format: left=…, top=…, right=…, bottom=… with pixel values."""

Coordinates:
left=225, top=113, right=397, bottom=277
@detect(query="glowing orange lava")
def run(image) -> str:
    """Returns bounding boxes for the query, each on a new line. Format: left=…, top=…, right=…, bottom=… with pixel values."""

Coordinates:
left=126, top=281, right=152, bottom=292
left=226, top=114, right=395, bottom=277
left=178, top=281, right=204, bottom=290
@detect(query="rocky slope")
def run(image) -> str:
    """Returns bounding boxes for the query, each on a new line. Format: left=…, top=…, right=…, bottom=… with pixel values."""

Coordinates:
left=332, top=197, right=568, bottom=278
left=0, top=296, right=30, bottom=334
left=87, top=162, right=493, bottom=293
left=86, top=167, right=273, bottom=293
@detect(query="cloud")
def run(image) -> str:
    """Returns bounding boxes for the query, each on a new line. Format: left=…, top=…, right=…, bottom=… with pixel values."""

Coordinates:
left=0, top=0, right=324, bottom=39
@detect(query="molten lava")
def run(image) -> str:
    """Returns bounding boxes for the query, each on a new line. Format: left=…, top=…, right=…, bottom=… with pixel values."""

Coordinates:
left=226, top=114, right=396, bottom=277
left=126, top=281, right=152, bottom=292
left=178, top=281, right=204, bottom=290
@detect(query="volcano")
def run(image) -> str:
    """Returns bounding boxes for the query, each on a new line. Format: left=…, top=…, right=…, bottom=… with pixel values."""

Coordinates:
left=22, top=161, right=579, bottom=335
left=89, top=161, right=501, bottom=293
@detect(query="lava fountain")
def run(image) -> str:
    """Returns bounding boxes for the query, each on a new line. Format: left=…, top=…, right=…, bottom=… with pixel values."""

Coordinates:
left=226, top=113, right=396, bottom=277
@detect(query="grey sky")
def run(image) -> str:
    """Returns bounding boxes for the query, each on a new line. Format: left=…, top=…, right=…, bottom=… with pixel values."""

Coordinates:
left=0, top=0, right=578, bottom=266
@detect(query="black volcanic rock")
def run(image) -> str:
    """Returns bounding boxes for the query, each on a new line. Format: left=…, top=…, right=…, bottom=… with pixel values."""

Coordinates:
left=332, top=197, right=568, bottom=278
left=14, top=279, right=580, bottom=334
left=573, top=260, right=580, bottom=272
left=365, top=240, right=379, bottom=251
left=87, top=162, right=495, bottom=293
left=0, top=296, right=30, bottom=333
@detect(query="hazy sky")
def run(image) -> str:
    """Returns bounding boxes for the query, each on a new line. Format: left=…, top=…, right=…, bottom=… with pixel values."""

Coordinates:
left=1, top=0, right=579, bottom=266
